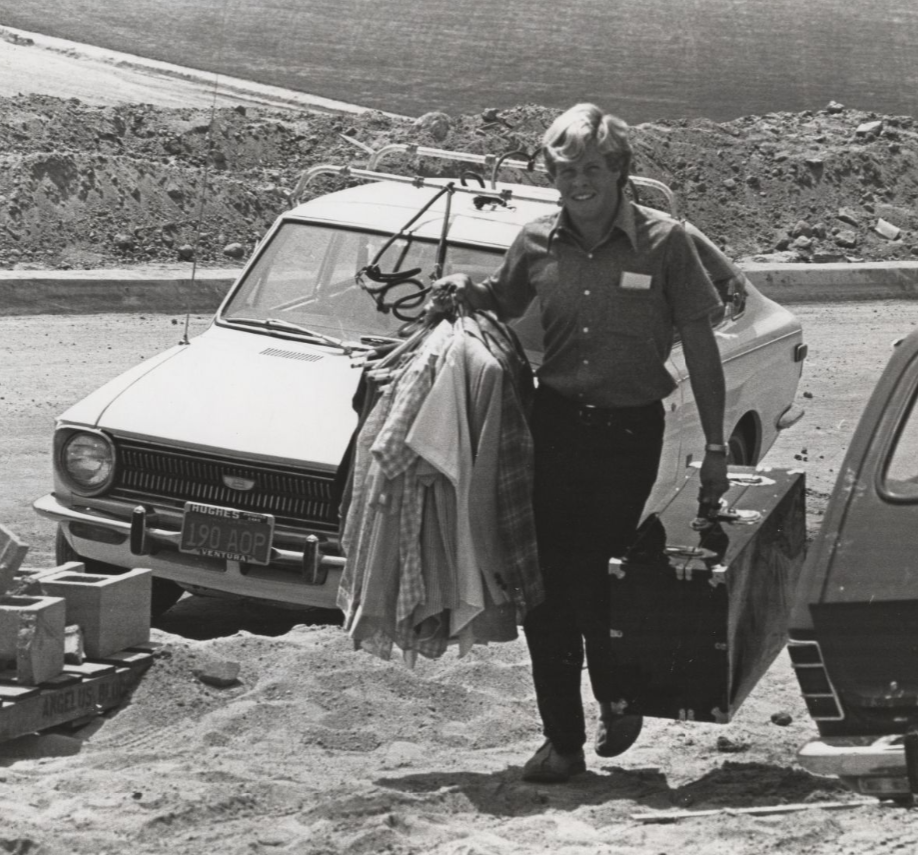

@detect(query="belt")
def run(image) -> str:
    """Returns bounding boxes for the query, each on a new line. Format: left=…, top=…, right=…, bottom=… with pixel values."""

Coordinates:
left=537, top=384, right=660, bottom=429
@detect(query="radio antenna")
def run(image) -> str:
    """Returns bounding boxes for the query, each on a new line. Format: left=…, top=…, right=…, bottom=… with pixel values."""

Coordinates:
left=181, top=1, right=231, bottom=345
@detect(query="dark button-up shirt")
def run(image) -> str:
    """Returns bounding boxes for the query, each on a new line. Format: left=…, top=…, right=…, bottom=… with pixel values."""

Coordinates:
left=482, top=201, right=722, bottom=408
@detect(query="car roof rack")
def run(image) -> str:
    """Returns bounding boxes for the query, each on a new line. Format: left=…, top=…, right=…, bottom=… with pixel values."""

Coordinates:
left=290, top=143, right=677, bottom=216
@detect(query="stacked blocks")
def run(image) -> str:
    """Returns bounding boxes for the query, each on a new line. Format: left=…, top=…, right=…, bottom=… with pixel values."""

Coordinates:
left=0, top=525, right=29, bottom=596
left=39, top=567, right=152, bottom=658
left=0, top=595, right=66, bottom=684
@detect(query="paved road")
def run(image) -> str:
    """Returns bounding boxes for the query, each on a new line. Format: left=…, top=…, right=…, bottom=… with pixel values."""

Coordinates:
left=0, top=301, right=913, bottom=632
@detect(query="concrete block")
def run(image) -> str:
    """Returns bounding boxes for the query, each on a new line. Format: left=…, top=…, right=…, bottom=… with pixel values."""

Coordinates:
left=39, top=568, right=151, bottom=658
left=0, top=595, right=66, bottom=685
left=0, top=525, right=29, bottom=596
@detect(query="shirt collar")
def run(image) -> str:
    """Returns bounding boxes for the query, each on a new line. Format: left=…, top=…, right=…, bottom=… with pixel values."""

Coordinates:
left=547, top=198, right=639, bottom=252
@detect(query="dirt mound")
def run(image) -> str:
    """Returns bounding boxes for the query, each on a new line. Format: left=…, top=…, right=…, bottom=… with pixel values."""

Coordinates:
left=2, top=95, right=918, bottom=269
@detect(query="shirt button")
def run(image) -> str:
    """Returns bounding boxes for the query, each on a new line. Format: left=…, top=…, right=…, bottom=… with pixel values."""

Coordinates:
left=584, top=289, right=591, bottom=296
left=582, top=359, right=589, bottom=365
left=588, top=253, right=593, bottom=259
left=583, top=327, right=589, bottom=333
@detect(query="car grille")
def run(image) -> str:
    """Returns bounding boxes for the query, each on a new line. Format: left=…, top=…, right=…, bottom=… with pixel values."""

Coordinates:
left=109, top=440, right=339, bottom=532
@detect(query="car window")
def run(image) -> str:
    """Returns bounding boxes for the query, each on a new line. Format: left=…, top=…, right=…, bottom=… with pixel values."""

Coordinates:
left=221, top=222, right=503, bottom=339
left=884, top=386, right=918, bottom=497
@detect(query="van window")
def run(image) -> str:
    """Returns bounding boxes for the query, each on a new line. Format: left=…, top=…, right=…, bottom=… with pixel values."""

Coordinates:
left=885, top=387, right=918, bottom=496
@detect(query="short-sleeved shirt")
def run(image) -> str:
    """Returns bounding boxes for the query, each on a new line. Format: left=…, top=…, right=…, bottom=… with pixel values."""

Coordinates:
left=482, top=201, right=722, bottom=408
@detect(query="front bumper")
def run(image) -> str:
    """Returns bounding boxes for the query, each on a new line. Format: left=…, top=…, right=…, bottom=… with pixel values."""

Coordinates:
left=33, top=493, right=345, bottom=610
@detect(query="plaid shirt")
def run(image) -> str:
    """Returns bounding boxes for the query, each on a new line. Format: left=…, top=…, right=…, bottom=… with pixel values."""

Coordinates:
left=474, top=313, right=544, bottom=619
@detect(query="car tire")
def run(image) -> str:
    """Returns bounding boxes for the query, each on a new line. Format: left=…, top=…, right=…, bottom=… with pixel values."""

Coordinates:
left=149, top=577, right=184, bottom=618
left=727, top=428, right=751, bottom=466
left=54, top=525, right=184, bottom=617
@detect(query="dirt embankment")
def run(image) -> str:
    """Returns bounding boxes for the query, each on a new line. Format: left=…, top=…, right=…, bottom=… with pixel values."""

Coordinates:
left=2, top=94, right=918, bottom=270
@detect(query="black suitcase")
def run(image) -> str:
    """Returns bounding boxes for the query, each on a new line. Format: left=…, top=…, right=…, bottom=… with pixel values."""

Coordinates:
left=607, top=465, right=806, bottom=723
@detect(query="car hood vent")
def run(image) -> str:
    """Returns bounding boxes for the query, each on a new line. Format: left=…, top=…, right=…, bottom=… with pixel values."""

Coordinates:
left=260, top=347, right=324, bottom=362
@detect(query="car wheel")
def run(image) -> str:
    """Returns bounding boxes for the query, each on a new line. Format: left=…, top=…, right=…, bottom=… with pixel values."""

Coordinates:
left=727, top=428, right=751, bottom=466
left=150, top=577, right=184, bottom=618
left=55, top=525, right=183, bottom=617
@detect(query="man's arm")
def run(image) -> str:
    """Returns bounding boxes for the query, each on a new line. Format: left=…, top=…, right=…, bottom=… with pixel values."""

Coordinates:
left=680, top=315, right=730, bottom=505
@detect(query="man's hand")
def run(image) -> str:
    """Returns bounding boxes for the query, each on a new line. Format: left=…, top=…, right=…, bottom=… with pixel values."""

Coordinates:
left=699, top=449, right=730, bottom=510
left=427, top=273, right=472, bottom=319
left=428, top=273, right=498, bottom=316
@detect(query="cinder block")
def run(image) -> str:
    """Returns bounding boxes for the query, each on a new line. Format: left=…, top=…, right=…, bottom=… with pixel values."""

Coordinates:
left=39, top=568, right=151, bottom=658
left=0, top=595, right=66, bottom=684
left=0, top=525, right=29, bottom=596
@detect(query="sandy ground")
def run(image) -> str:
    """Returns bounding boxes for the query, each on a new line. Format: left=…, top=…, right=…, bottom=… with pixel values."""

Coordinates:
left=3, top=27, right=918, bottom=854
left=1, top=304, right=916, bottom=854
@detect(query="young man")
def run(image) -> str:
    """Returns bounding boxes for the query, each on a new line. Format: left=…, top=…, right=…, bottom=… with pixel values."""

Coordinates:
left=435, top=103, right=729, bottom=782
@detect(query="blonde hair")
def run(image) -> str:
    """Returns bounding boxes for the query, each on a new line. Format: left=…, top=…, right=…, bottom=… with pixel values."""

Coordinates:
left=542, top=103, right=632, bottom=187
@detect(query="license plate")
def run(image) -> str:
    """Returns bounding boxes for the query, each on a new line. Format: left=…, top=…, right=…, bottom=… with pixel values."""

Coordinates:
left=180, top=502, right=274, bottom=565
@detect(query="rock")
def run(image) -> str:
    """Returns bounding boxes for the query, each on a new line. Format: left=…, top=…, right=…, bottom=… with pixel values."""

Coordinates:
left=192, top=658, right=240, bottom=688
left=113, top=232, right=134, bottom=251
left=722, top=178, right=737, bottom=190
left=856, top=120, right=884, bottom=137
left=481, top=108, right=501, bottom=123
left=413, top=111, right=451, bottom=142
left=790, top=220, right=812, bottom=238
left=177, top=244, right=195, bottom=261
left=835, top=230, right=859, bottom=248
left=770, top=711, right=794, bottom=726
left=826, top=100, right=845, bottom=113
left=715, top=735, right=749, bottom=753
left=875, top=203, right=915, bottom=231
left=222, top=242, right=246, bottom=259
left=792, top=235, right=813, bottom=250
left=812, top=250, right=846, bottom=263
left=875, top=218, right=902, bottom=240
left=837, top=207, right=860, bottom=227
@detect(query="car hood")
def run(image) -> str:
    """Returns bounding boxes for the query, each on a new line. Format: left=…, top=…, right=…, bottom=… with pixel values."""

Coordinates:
left=60, top=326, right=361, bottom=468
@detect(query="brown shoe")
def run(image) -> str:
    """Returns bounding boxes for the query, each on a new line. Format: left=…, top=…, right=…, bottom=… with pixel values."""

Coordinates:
left=595, top=710, right=643, bottom=758
left=521, top=740, right=587, bottom=783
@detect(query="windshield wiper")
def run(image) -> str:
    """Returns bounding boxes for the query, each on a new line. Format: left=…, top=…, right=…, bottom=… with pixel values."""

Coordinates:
left=221, top=316, right=363, bottom=353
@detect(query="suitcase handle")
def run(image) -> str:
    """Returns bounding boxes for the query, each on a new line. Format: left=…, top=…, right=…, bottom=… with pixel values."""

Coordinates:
left=692, top=500, right=762, bottom=530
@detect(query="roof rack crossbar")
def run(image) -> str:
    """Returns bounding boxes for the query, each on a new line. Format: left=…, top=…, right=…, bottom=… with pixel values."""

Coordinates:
left=291, top=164, right=549, bottom=207
left=292, top=144, right=678, bottom=216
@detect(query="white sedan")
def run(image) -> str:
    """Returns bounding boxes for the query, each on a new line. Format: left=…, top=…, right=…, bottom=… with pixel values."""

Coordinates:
left=34, top=148, right=806, bottom=616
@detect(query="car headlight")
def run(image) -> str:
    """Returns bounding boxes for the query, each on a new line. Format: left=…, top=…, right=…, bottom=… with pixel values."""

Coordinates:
left=59, top=430, right=116, bottom=494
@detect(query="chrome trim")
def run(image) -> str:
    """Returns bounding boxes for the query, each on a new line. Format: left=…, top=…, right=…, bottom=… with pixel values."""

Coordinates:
left=34, top=493, right=345, bottom=575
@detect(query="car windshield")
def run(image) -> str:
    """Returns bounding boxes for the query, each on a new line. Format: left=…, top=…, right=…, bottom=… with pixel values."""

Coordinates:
left=220, top=221, right=504, bottom=342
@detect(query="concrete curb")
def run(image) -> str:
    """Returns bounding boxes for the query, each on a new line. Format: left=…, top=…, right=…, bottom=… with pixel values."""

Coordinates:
left=2, top=262, right=918, bottom=315
left=0, top=267, right=240, bottom=315
left=742, top=261, right=918, bottom=303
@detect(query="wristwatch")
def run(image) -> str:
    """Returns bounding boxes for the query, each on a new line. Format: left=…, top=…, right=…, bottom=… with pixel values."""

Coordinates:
left=704, top=442, right=728, bottom=454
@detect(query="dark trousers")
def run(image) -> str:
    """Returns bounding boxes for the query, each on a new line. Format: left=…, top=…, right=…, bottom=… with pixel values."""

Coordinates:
left=523, top=385, right=664, bottom=754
